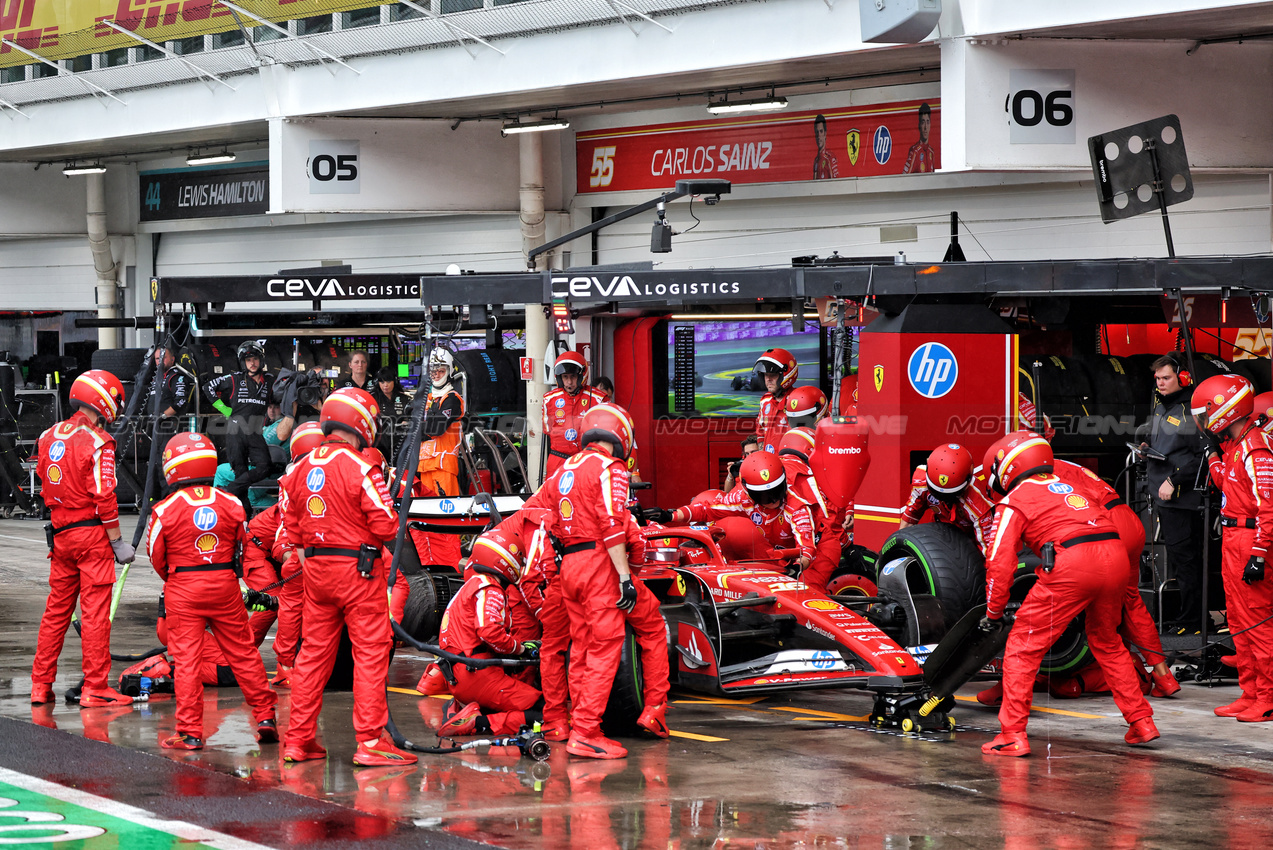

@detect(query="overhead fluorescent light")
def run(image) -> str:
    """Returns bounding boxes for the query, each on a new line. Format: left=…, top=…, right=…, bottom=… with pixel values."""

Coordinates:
left=706, top=96, right=789, bottom=115
left=187, top=149, right=236, bottom=166
left=62, top=162, right=107, bottom=176
left=502, top=118, right=570, bottom=135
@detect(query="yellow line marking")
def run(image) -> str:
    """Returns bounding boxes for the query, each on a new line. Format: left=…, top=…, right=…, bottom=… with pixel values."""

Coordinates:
left=669, top=730, right=729, bottom=742
left=768, top=707, right=870, bottom=722
left=387, top=686, right=433, bottom=696
left=954, top=694, right=1108, bottom=719
left=673, top=696, right=768, bottom=705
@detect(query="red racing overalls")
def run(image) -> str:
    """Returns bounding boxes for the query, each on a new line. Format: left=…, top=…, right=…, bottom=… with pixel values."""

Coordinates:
left=900, top=464, right=995, bottom=547
left=33, top=410, right=121, bottom=692
left=755, top=392, right=789, bottom=455
left=281, top=440, right=400, bottom=746
left=781, top=451, right=847, bottom=592
left=682, top=486, right=817, bottom=564
left=542, top=386, right=608, bottom=477
left=1207, top=428, right=1273, bottom=703
left=147, top=485, right=276, bottom=740
left=986, top=474, right=1153, bottom=734
left=243, top=503, right=303, bottom=668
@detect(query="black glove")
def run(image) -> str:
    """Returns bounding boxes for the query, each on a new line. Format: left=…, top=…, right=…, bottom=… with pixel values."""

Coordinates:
left=245, top=589, right=279, bottom=612
left=519, top=640, right=541, bottom=659
left=1202, top=431, right=1223, bottom=458
left=617, top=578, right=639, bottom=612
left=1244, top=555, right=1266, bottom=585
left=643, top=507, right=674, bottom=525
left=979, top=614, right=1002, bottom=632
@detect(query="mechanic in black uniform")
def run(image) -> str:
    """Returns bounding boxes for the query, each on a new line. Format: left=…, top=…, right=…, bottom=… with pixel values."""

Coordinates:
left=370, top=366, right=410, bottom=460
left=154, top=346, right=191, bottom=419
left=203, top=340, right=275, bottom=511
left=1142, top=353, right=1208, bottom=628
left=336, top=350, right=375, bottom=392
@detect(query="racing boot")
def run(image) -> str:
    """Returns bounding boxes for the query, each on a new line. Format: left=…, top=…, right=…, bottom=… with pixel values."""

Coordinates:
left=415, top=664, right=449, bottom=696
left=1125, top=717, right=1160, bottom=744
left=1048, top=676, right=1084, bottom=699
left=1236, top=701, right=1273, bottom=723
left=1150, top=671, right=1181, bottom=698
left=1220, top=654, right=1238, bottom=668
left=566, top=733, right=628, bottom=760
left=975, top=682, right=1003, bottom=707
left=79, top=687, right=133, bottom=708
left=30, top=683, right=54, bottom=705
left=162, top=733, right=204, bottom=750
left=270, top=665, right=292, bottom=689
left=352, top=732, right=418, bottom=767
left=437, top=702, right=482, bottom=737
left=256, top=718, right=279, bottom=744
left=540, top=718, right=570, bottom=742
left=283, top=740, right=328, bottom=763
left=981, top=731, right=1030, bottom=757
left=636, top=702, right=670, bottom=738
left=1215, top=693, right=1257, bottom=717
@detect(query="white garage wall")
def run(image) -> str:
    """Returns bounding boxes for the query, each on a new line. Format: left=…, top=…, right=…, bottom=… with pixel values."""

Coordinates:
left=0, top=238, right=102, bottom=310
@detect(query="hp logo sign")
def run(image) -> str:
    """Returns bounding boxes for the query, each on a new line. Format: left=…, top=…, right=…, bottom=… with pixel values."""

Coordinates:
left=873, top=126, right=892, bottom=165
left=907, top=343, right=958, bottom=399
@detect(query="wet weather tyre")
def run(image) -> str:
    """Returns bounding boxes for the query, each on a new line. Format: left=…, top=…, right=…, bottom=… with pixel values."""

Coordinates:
left=878, top=524, right=985, bottom=629
left=400, top=572, right=441, bottom=642
left=601, top=625, right=645, bottom=737
left=91, top=348, right=150, bottom=383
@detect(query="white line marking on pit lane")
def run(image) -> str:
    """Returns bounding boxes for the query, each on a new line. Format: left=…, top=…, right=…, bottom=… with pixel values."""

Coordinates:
left=0, top=533, right=46, bottom=544
left=0, top=767, right=274, bottom=850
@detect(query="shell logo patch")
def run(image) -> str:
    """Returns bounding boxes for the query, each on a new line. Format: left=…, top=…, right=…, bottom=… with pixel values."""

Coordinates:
left=1064, top=494, right=1090, bottom=510
left=938, top=474, right=949, bottom=486
left=194, top=533, right=218, bottom=555
left=759, top=469, right=771, bottom=482
left=1214, top=394, right=1225, bottom=405
left=559, top=498, right=574, bottom=520
left=192, top=506, right=218, bottom=531
left=787, top=359, right=795, bottom=368
left=559, top=470, right=575, bottom=495
left=48, top=441, right=66, bottom=462
left=804, top=599, right=842, bottom=611
left=509, top=543, right=519, bottom=554
left=46, top=465, right=62, bottom=484
left=996, top=450, right=1005, bottom=461
left=306, top=495, right=327, bottom=518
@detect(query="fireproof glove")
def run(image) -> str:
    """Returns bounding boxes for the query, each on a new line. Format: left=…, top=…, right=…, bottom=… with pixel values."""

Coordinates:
left=110, top=538, right=136, bottom=564
left=1244, top=555, right=1266, bottom=585
left=617, top=578, right=639, bottom=612
left=245, top=589, right=279, bottom=612
left=519, top=640, right=541, bottom=659
left=1202, top=431, right=1223, bottom=458
left=212, top=400, right=233, bottom=418
left=979, top=614, right=1002, bottom=632
left=643, top=507, right=674, bottom=524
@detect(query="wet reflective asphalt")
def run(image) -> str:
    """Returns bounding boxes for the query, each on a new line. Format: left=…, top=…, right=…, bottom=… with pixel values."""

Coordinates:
left=2, top=518, right=1272, bottom=848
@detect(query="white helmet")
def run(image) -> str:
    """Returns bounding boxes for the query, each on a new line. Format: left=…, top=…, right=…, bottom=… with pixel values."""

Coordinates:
left=427, top=348, right=456, bottom=389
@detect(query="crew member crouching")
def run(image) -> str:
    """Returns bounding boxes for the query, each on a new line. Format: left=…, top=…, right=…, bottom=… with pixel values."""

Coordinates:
left=147, top=433, right=278, bottom=750
left=898, top=443, right=994, bottom=547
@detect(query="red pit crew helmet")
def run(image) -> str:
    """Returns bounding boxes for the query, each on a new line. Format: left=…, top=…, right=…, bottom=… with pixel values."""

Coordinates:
left=320, top=387, right=380, bottom=449
left=777, top=427, right=817, bottom=465
left=925, top=443, right=974, bottom=496
left=1254, top=391, right=1273, bottom=434
left=784, top=385, right=829, bottom=423
left=739, top=451, right=787, bottom=506
left=70, top=369, right=125, bottom=424
left=983, top=431, right=1053, bottom=496
left=162, top=432, right=219, bottom=486
left=580, top=402, right=636, bottom=460
left=553, top=351, right=589, bottom=392
left=289, top=420, right=325, bottom=460
left=1192, top=373, right=1255, bottom=435
left=469, top=527, right=527, bottom=583
left=755, top=347, right=798, bottom=393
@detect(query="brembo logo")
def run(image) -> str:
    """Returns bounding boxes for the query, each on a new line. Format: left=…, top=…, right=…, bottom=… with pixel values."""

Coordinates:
left=551, top=276, right=744, bottom=299
left=827, top=446, right=863, bottom=455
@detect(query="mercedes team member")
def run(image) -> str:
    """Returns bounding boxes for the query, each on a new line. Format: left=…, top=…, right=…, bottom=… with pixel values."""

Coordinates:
left=147, top=432, right=278, bottom=750
left=280, top=388, right=416, bottom=767
left=154, top=346, right=191, bottom=418
left=1143, top=353, right=1207, bottom=627
left=980, top=431, right=1157, bottom=756
left=898, top=443, right=994, bottom=547
left=31, top=370, right=136, bottom=708
left=204, top=340, right=275, bottom=511
left=1193, top=374, right=1273, bottom=721
left=543, top=352, right=608, bottom=477
left=754, top=347, right=798, bottom=454
left=337, top=350, right=375, bottom=392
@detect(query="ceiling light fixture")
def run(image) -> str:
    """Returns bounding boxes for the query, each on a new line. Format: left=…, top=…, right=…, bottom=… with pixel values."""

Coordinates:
left=706, top=95, right=789, bottom=115
left=186, top=149, right=237, bottom=166
left=501, top=118, right=570, bottom=135
left=62, top=162, right=107, bottom=176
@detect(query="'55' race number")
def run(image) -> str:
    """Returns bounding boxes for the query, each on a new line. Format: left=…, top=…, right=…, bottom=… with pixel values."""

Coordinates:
left=589, top=146, right=616, bottom=188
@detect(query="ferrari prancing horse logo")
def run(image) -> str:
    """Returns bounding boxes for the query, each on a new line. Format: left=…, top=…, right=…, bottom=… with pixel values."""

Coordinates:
left=847, top=129, right=861, bottom=166
left=873, top=365, right=884, bottom=393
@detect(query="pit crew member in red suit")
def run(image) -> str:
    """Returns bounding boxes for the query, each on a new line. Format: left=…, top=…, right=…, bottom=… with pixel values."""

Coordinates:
left=543, top=352, right=608, bottom=477
left=980, top=431, right=1157, bottom=756
left=615, top=510, right=671, bottom=737
left=778, top=427, right=844, bottom=593
left=754, top=348, right=798, bottom=454
left=898, top=443, right=995, bottom=547
left=662, top=452, right=817, bottom=571
left=147, top=432, right=278, bottom=749
left=528, top=403, right=640, bottom=759
left=280, top=388, right=416, bottom=766
left=32, top=370, right=136, bottom=708
left=1194, top=375, right=1273, bottom=721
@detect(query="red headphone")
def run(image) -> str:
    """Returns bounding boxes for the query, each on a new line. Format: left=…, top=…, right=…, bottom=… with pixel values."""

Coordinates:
left=1171, top=354, right=1192, bottom=388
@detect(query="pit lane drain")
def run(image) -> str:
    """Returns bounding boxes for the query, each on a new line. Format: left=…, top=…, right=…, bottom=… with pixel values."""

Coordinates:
left=829, top=722, right=999, bottom=744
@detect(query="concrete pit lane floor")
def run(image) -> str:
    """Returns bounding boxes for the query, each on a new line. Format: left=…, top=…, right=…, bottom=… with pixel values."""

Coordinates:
left=1, top=518, right=1272, bottom=848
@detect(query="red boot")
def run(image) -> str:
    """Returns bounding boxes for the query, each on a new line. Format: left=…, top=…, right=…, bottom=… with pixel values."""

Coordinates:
left=976, top=682, right=1003, bottom=707
left=540, top=719, right=570, bottom=742
left=415, top=664, right=449, bottom=696
left=256, top=718, right=279, bottom=744
left=80, top=687, right=133, bottom=708
left=1125, top=717, right=1160, bottom=744
left=637, top=703, right=669, bottom=738
left=1237, top=702, right=1273, bottom=723
left=270, top=665, right=292, bottom=689
left=1215, top=694, right=1256, bottom=717
left=162, top=733, right=204, bottom=750
left=283, top=740, right=328, bottom=762
left=566, top=733, right=628, bottom=760
left=981, top=731, right=1030, bottom=757
left=437, top=702, right=481, bottom=737
left=353, top=732, right=418, bottom=767
left=31, top=684, right=54, bottom=705
left=1150, top=671, right=1181, bottom=698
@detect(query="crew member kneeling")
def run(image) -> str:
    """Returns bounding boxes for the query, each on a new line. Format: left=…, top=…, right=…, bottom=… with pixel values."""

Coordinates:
left=980, top=431, right=1157, bottom=756
left=280, top=388, right=414, bottom=767
left=148, top=433, right=279, bottom=749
